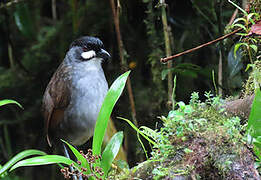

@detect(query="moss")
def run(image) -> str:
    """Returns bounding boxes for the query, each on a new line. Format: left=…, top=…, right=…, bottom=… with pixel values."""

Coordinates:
left=109, top=93, right=255, bottom=179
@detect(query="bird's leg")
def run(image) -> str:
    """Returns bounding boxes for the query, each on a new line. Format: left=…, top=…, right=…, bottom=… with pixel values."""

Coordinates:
left=63, top=144, right=83, bottom=180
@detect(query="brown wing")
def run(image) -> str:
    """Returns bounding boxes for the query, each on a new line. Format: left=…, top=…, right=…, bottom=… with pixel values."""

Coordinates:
left=42, top=63, right=72, bottom=147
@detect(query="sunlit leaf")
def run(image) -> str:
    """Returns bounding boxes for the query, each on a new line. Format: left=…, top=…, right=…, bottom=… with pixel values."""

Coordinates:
left=92, top=71, right=130, bottom=156
left=0, top=99, right=23, bottom=109
left=235, top=33, right=249, bottom=36
left=232, top=24, right=247, bottom=31
left=233, top=17, right=247, bottom=25
left=10, top=155, right=80, bottom=172
left=247, top=13, right=258, bottom=25
left=0, top=150, right=46, bottom=175
left=101, top=131, right=123, bottom=176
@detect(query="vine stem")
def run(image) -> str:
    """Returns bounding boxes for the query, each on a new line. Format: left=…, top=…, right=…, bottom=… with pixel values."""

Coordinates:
left=160, top=0, right=173, bottom=108
left=160, top=28, right=242, bottom=63
left=109, top=0, right=137, bottom=126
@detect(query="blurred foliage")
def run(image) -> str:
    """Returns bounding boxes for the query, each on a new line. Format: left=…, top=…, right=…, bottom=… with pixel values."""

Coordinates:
left=0, top=0, right=259, bottom=179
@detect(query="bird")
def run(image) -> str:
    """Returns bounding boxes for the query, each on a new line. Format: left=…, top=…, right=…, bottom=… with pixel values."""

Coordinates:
left=42, top=36, right=110, bottom=149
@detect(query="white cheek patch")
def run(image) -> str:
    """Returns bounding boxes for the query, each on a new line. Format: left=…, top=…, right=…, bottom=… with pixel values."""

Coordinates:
left=81, top=50, right=96, bottom=59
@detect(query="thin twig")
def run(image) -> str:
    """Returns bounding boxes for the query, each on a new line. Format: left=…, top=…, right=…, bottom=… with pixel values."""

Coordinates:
left=109, top=0, right=137, bottom=125
left=52, top=0, right=57, bottom=20
left=160, top=28, right=242, bottom=63
left=216, top=1, right=224, bottom=96
left=161, top=0, right=173, bottom=108
left=228, top=9, right=238, bottom=26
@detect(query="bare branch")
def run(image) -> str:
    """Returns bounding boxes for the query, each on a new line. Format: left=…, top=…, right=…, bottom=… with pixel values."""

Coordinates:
left=160, top=28, right=242, bottom=63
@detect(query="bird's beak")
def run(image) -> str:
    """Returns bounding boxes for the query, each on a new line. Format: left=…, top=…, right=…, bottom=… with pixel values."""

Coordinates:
left=97, top=49, right=111, bottom=60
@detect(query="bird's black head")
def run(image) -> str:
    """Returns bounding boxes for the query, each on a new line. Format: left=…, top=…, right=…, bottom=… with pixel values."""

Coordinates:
left=70, top=36, right=110, bottom=61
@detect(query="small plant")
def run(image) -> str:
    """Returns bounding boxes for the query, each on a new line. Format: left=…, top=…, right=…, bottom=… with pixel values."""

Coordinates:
left=0, top=71, right=130, bottom=179
left=227, top=0, right=260, bottom=64
left=117, top=90, right=246, bottom=179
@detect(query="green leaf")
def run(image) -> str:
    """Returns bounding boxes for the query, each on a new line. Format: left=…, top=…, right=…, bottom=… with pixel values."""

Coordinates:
left=253, top=136, right=261, bottom=150
left=247, top=88, right=261, bottom=138
left=92, top=71, right=130, bottom=156
left=249, top=44, right=258, bottom=53
left=0, top=150, right=46, bottom=175
left=228, top=0, right=248, bottom=16
left=247, top=13, right=258, bottom=24
left=161, top=63, right=201, bottom=80
left=245, top=63, right=254, bottom=72
left=118, top=117, right=156, bottom=146
left=236, top=33, right=249, bottom=36
left=10, top=155, right=80, bottom=172
left=234, top=43, right=247, bottom=58
left=233, top=17, right=247, bottom=25
left=14, top=3, right=35, bottom=38
left=61, top=140, right=91, bottom=174
left=0, top=99, right=23, bottom=109
left=232, top=23, right=247, bottom=32
left=101, top=131, right=123, bottom=176
left=177, top=101, right=186, bottom=110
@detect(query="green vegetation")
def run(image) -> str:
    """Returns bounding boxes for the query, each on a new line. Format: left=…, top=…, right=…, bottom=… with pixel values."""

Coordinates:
left=0, top=0, right=261, bottom=179
left=109, top=92, right=252, bottom=179
left=0, top=71, right=130, bottom=179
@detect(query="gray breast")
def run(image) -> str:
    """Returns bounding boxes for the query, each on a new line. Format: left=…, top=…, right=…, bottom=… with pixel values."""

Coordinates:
left=60, top=59, right=108, bottom=146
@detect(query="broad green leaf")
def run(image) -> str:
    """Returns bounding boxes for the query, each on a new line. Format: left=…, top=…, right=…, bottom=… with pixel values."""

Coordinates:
left=10, top=155, right=80, bottom=172
left=101, top=131, right=123, bottom=176
left=61, top=140, right=91, bottom=174
left=247, top=88, right=261, bottom=138
left=92, top=71, right=130, bottom=156
left=14, top=3, right=35, bottom=38
left=253, top=136, right=261, bottom=150
left=0, top=99, right=23, bottom=109
left=0, top=150, right=46, bottom=175
left=254, top=144, right=261, bottom=160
